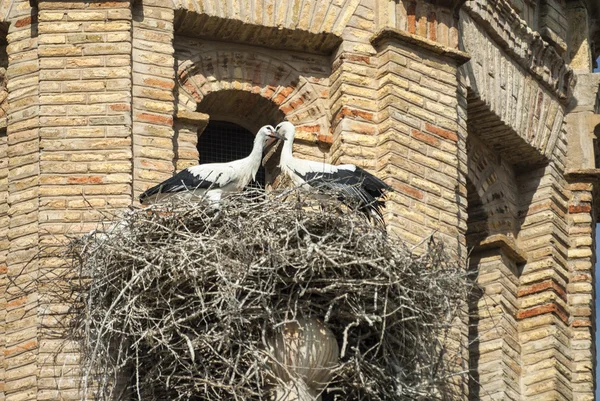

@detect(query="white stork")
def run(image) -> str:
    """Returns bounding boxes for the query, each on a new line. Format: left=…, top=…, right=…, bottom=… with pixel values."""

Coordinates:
left=139, top=125, right=281, bottom=205
left=275, top=121, right=393, bottom=224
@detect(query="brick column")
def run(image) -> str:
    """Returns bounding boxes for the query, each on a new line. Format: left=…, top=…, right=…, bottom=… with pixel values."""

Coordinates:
left=517, top=164, right=572, bottom=401
left=328, top=1, right=379, bottom=174
left=566, top=181, right=595, bottom=400
left=371, top=28, right=469, bottom=248
left=468, top=246, right=524, bottom=400
left=370, top=27, right=470, bottom=396
left=131, top=0, right=177, bottom=197
left=36, top=1, right=133, bottom=398
left=4, top=1, right=40, bottom=401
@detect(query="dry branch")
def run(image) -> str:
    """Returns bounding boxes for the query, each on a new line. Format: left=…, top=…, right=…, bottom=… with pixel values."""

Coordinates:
left=61, top=189, right=471, bottom=401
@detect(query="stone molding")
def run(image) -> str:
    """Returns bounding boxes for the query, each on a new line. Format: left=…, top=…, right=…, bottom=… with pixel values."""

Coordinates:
left=464, top=0, right=575, bottom=102
left=370, top=27, right=471, bottom=65
left=176, top=109, right=209, bottom=127
left=474, top=233, right=527, bottom=263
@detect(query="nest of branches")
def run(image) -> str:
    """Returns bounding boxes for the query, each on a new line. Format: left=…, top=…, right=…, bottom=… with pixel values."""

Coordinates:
left=64, top=189, right=471, bottom=401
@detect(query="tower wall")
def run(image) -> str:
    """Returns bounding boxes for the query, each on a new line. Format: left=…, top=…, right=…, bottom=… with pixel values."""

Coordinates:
left=0, top=0, right=598, bottom=400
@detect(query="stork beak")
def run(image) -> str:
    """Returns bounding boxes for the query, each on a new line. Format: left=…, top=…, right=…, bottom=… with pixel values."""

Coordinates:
left=272, top=127, right=287, bottom=141
left=264, top=127, right=281, bottom=149
left=266, top=127, right=285, bottom=141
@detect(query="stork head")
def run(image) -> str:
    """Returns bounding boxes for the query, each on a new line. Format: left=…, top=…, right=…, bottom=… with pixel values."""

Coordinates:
left=256, top=125, right=280, bottom=149
left=275, top=121, right=295, bottom=142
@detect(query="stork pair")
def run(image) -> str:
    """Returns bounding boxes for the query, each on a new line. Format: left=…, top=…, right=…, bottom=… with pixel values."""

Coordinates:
left=139, top=122, right=392, bottom=223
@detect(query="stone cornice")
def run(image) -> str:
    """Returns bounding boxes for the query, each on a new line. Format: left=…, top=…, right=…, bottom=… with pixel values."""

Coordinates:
left=176, top=109, right=209, bottom=127
left=564, top=168, right=600, bottom=182
left=475, top=234, right=527, bottom=264
left=464, top=0, right=575, bottom=102
left=370, top=27, right=471, bottom=65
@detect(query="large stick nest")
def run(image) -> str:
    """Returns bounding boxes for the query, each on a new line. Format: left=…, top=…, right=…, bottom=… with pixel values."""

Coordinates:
left=65, top=189, right=471, bottom=401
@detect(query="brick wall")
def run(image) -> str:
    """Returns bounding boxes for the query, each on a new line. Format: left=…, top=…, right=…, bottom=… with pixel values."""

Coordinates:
left=10, top=1, right=134, bottom=399
left=0, top=1, right=597, bottom=400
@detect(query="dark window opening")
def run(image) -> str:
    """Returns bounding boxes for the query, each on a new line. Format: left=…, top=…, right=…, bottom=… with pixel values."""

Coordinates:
left=197, top=120, right=265, bottom=188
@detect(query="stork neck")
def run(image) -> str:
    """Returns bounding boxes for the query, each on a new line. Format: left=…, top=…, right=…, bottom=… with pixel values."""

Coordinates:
left=247, top=135, right=265, bottom=169
left=280, top=134, right=295, bottom=164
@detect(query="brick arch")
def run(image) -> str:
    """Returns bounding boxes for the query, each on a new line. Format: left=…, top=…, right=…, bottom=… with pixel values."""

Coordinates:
left=177, top=48, right=331, bottom=143
left=461, top=13, right=567, bottom=166
left=173, top=0, right=361, bottom=37
left=466, top=134, right=519, bottom=239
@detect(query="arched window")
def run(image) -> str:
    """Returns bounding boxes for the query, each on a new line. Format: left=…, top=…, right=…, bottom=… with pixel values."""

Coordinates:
left=197, top=120, right=266, bottom=188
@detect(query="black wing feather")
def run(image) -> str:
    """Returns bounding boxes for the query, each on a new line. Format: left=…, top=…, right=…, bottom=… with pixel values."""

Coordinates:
left=139, top=169, right=219, bottom=203
left=298, top=166, right=392, bottom=224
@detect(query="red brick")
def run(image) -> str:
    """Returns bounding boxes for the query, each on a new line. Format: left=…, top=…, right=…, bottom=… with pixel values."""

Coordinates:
left=262, top=85, right=277, bottom=99
left=317, top=133, right=333, bottom=144
left=516, top=303, right=569, bottom=323
left=110, top=104, right=130, bottom=111
left=568, top=204, right=592, bottom=213
left=15, top=16, right=35, bottom=28
left=411, top=129, right=440, bottom=146
left=517, top=279, right=567, bottom=301
left=336, top=106, right=374, bottom=122
left=5, top=340, right=38, bottom=357
left=345, top=54, right=371, bottom=65
left=137, top=113, right=173, bottom=126
left=428, top=12, right=437, bottom=41
left=297, top=124, right=321, bottom=133
left=273, top=93, right=287, bottom=105
left=280, top=105, right=293, bottom=114
left=407, top=2, right=417, bottom=34
left=6, top=296, right=27, bottom=309
left=396, top=182, right=424, bottom=200
left=424, top=123, right=458, bottom=142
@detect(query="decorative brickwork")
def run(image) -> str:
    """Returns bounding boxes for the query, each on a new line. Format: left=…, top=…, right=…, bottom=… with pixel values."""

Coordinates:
left=0, top=0, right=599, bottom=400
left=175, top=36, right=332, bottom=162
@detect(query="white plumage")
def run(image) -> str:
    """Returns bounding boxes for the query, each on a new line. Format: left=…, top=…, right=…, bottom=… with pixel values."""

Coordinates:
left=139, top=125, right=280, bottom=204
left=275, top=121, right=392, bottom=223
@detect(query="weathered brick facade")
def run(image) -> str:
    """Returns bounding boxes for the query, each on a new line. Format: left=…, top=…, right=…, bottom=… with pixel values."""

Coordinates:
left=0, top=0, right=599, bottom=400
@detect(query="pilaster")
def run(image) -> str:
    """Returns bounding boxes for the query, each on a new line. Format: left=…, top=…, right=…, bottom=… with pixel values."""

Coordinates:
left=131, top=0, right=176, bottom=197
left=371, top=27, right=469, bottom=248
